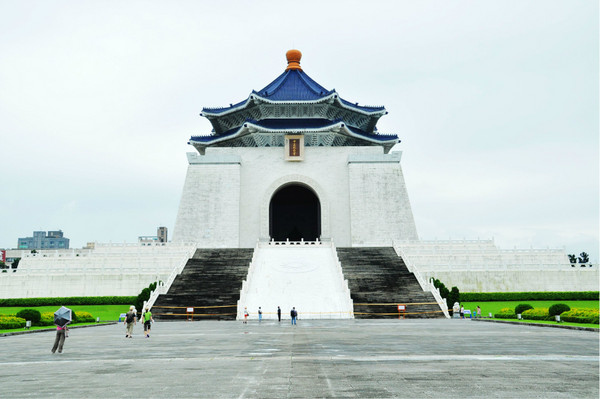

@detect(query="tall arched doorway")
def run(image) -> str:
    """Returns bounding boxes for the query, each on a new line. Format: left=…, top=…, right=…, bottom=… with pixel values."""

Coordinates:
left=269, top=184, right=321, bottom=241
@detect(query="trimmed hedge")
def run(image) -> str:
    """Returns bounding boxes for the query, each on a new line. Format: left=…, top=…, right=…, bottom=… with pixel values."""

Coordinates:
left=0, top=296, right=136, bottom=307
left=460, top=291, right=599, bottom=302
left=39, top=312, right=55, bottom=326
left=494, top=307, right=517, bottom=319
left=0, top=316, right=26, bottom=329
left=560, top=308, right=600, bottom=324
left=74, top=311, right=95, bottom=323
left=522, top=308, right=550, bottom=321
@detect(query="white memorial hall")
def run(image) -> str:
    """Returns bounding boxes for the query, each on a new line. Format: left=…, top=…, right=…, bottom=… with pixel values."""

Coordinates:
left=2, top=50, right=597, bottom=319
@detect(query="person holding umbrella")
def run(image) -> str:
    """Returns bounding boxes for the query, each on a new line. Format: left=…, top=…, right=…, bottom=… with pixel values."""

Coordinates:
left=51, top=306, right=72, bottom=354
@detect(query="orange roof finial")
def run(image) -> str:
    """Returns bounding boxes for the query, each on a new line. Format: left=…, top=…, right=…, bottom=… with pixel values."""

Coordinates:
left=285, top=49, right=302, bottom=71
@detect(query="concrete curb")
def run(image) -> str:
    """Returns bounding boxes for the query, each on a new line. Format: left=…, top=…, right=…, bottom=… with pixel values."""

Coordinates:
left=472, top=318, right=599, bottom=332
left=0, top=322, right=117, bottom=337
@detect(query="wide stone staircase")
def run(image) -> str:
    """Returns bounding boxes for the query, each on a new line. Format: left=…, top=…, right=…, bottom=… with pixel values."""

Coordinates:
left=152, top=248, right=254, bottom=320
left=336, top=247, right=445, bottom=319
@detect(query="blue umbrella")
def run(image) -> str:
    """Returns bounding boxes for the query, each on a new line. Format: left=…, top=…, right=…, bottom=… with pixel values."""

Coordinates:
left=54, top=306, right=72, bottom=327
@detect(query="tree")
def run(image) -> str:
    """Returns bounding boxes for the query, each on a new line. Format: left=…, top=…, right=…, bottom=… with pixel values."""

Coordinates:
left=431, top=278, right=451, bottom=308
left=448, top=286, right=460, bottom=309
left=568, top=254, right=577, bottom=264
left=578, top=252, right=589, bottom=264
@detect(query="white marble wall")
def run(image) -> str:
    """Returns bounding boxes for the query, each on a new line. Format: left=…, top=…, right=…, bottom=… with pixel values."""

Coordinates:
left=172, top=153, right=241, bottom=247
left=421, top=269, right=599, bottom=293
left=0, top=273, right=166, bottom=298
left=348, top=153, right=418, bottom=245
left=172, top=146, right=418, bottom=248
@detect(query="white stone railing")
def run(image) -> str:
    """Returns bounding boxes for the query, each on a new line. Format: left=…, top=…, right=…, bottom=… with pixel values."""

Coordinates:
left=264, top=238, right=328, bottom=247
left=145, top=245, right=197, bottom=311
left=237, top=241, right=261, bottom=318
left=18, top=242, right=197, bottom=258
left=393, top=243, right=450, bottom=318
left=329, top=241, right=354, bottom=317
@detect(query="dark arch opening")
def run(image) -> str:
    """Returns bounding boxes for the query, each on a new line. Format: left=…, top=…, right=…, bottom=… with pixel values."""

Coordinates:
left=269, top=184, right=321, bottom=241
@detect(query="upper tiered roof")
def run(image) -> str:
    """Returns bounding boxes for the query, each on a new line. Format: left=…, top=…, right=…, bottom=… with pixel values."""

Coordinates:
left=190, top=50, right=399, bottom=154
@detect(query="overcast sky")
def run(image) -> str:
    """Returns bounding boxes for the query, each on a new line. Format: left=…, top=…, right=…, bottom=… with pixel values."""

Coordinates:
left=1, top=1, right=598, bottom=261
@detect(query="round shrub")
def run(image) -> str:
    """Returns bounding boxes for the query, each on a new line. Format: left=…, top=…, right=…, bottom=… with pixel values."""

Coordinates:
left=548, top=303, right=571, bottom=317
left=15, top=309, right=41, bottom=325
left=515, top=304, right=533, bottom=315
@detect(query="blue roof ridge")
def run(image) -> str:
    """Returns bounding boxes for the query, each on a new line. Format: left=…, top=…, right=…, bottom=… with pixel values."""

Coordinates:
left=202, top=92, right=386, bottom=118
left=190, top=118, right=398, bottom=144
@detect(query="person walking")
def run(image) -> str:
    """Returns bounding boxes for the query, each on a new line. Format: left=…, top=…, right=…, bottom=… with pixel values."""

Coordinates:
left=124, top=305, right=136, bottom=338
left=277, top=306, right=281, bottom=322
left=258, top=307, right=262, bottom=323
left=51, top=324, right=68, bottom=354
left=142, top=307, right=153, bottom=338
left=476, top=305, right=481, bottom=319
left=243, top=307, right=249, bottom=324
left=290, top=307, right=297, bottom=325
left=460, top=305, right=465, bottom=319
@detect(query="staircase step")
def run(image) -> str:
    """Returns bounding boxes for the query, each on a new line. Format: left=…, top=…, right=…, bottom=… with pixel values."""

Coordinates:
left=153, top=248, right=253, bottom=320
left=336, top=247, right=444, bottom=319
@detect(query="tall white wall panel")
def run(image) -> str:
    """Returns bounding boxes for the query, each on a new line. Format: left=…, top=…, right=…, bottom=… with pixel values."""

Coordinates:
left=172, top=157, right=241, bottom=247
left=348, top=154, right=418, bottom=246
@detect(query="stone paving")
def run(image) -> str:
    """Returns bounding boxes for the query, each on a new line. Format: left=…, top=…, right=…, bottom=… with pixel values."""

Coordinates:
left=0, top=319, right=598, bottom=398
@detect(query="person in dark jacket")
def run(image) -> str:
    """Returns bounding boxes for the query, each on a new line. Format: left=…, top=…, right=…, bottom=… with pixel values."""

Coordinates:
left=277, top=306, right=281, bottom=322
left=290, top=307, right=297, bottom=325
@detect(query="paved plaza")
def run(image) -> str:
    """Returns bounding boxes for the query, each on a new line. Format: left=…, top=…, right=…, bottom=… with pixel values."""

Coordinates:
left=1, top=319, right=598, bottom=398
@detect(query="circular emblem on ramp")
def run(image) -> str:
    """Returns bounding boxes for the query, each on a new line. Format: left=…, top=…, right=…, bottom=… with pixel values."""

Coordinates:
left=273, top=261, right=318, bottom=273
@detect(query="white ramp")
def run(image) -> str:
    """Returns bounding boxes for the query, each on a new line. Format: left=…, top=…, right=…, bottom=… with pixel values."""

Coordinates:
left=238, top=241, right=353, bottom=320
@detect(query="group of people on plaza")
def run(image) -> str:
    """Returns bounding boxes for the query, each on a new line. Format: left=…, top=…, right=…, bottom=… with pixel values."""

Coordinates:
left=452, top=302, right=482, bottom=319
left=53, top=302, right=299, bottom=352
left=243, top=305, right=298, bottom=324
left=123, top=305, right=154, bottom=338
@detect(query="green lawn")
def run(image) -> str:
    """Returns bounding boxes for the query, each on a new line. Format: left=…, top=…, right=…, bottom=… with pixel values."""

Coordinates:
left=486, top=318, right=599, bottom=329
left=0, top=304, right=131, bottom=322
left=0, top=322, right=114, bottom=335
left=461, top=300, right=599, bottom=317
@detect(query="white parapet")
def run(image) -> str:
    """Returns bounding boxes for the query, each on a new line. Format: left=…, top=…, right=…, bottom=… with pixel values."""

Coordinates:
left=394, top=239, right=599, bottom=292
left=0, top=242, right=197, bottom=298
left=237, top=240, right=354, bottom=320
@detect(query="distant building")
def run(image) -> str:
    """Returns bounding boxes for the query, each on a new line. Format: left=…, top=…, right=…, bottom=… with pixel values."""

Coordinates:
left=18, top=230, right=70, bottom=250
left=157, top=227, right=168, bottom=243
left=138, top=236, right=159, bottom=245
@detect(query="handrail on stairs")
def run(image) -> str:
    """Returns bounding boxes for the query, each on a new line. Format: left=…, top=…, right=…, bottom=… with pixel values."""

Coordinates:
left=144, top=245, right=197, bottom=311
left=393, top=241, right=450, bottom=318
